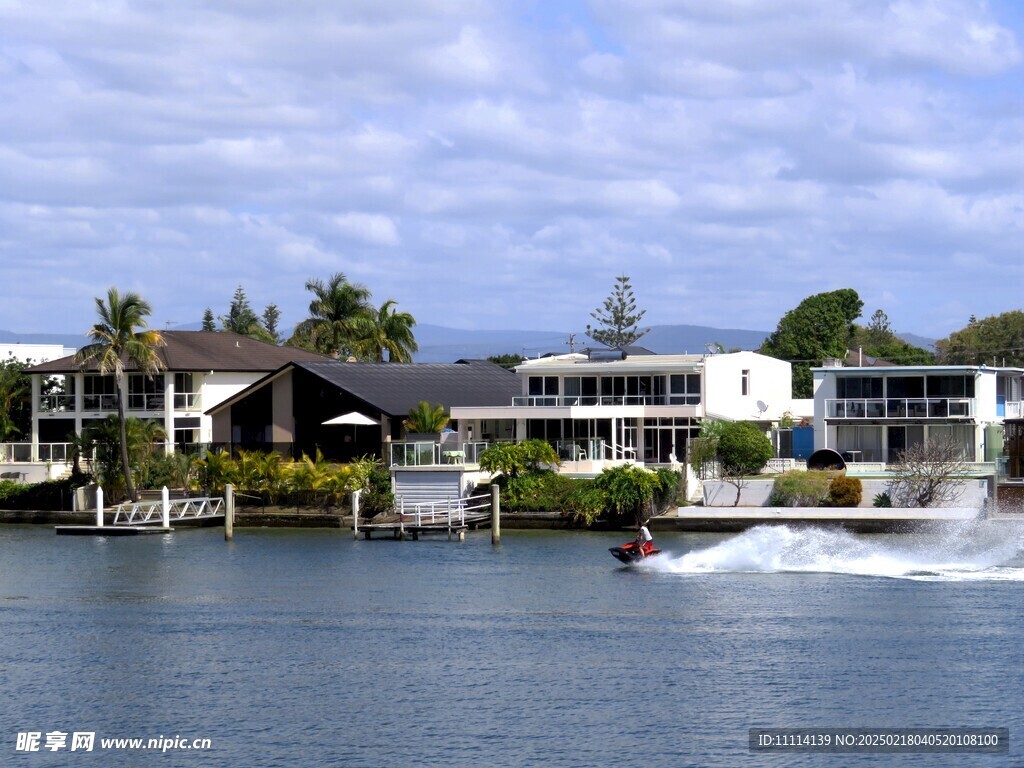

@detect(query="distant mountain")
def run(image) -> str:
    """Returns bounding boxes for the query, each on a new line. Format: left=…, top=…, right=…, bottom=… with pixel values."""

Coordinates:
left=0, top=323, right=939, bottom=363
left=0, top=329, right=84, bottom=349
left=412, top=323, right=771, bottom=362
left=896, top=332, right=937, bottom=351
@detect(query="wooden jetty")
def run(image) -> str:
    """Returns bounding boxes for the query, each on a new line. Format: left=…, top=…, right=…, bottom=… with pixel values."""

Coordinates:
left=356, top=492, right=493, bottom=541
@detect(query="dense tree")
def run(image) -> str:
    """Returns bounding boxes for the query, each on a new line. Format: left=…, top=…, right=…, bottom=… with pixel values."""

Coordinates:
left=262, top=304, right=282, bottom=344
left=935, top=310, right=1024, bottom=366
left=760, top=288, right=864, bottom=398
left=74, top=288, right=164, bottom=501
left=847, top=308, right=934, bottom=365
left=0, top=358, right=31, bottom=441
left=487, top=353, right=524, bottom=370
left=201, top=308, right=216, bottom=332
left=585, top=275, right=649, bottom=348
left=716, top=420, right=774, bottom=507
left=352, top=299, right=418, bottom=363
left=220, top=286, right=276, bottom=343
left=289, top=273, right=373, bottom=358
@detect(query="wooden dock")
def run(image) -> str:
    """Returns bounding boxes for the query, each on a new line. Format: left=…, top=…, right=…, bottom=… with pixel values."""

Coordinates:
left=358, top=512, right=491, bottom=541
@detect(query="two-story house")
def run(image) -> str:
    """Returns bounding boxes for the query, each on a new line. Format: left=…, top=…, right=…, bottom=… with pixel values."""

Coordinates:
left=812, top=362, right=1024, bottom=467
left=449, top=348, right=793, bottom=467
left=23, top=331, right=327, bottom=462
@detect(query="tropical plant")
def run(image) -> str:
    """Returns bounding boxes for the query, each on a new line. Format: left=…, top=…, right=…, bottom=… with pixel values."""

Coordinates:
left=594, top=463, right=663, bottom=524
left=0, top=358, right=31, bottom=441
left=198, top=450, right=237, bottom=495
left=289, top=272, right=373, bottom=358
left=404, top=401, right=449, bottom=434
left=872, top=491, right=893, bottom=508
left=352, top=299, right=418, bottom=363
left=75, top=289, right=164, bottom=502
left=83, top=415, right=167, bottom=497
left=585, top=275, right=649, bottom=348
left=478, top=439, right=559, bottom=478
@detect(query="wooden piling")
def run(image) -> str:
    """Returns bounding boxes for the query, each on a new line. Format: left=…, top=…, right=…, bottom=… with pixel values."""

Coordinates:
left=490, top=483, right=500, bottom=546
left=224, top=484, right=234, bottom=541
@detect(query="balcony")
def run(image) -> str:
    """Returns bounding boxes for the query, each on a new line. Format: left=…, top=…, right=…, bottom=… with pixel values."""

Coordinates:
left=83, top=394, right=119, bottom=411
left=39, top=394, right=75, bottom=413
left=511, top=395, right=700, bottom=407
left=388, top=441, right=493, bottom=467
left=126, top=394, right=165, bottom=411
left=826, top=398, right=975, bottom=420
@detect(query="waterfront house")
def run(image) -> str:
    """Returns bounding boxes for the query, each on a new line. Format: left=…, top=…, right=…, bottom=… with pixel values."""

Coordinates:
left=204, top=359, right=520, bottom=463
left=449, top=348, right=793, bottom=468
left=812, top=361, right=1024, bottom=473
left=20, top=331, right=328, bottom=465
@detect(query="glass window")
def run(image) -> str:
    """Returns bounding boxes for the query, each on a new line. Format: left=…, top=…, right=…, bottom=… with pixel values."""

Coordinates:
left=741, top=369, right=750, bottom=396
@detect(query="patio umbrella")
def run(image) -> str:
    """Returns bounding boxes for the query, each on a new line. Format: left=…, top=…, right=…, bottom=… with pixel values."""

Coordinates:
left=322, top=412, right=380, bottom=426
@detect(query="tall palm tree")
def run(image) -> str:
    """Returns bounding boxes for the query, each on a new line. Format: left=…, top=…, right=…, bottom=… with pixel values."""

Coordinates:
left=74, top=288, right=164, bottom=502
left=289, top=273, right=372, bottom=358
left=352, top=299, right=419, bottom=362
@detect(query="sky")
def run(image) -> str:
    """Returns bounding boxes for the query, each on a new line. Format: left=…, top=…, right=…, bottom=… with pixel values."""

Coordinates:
left=0, top=0, right=1021, bottom=341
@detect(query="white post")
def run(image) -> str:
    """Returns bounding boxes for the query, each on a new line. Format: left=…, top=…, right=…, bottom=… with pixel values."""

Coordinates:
left=224, top=483, right=234, bottom=541
left=351, top=488, right=361, bottom=540
left=161, top=486, right=170, bottom=529
left=96, top=486, right=104, bottom=528
left=490, top=483, right=500, bottom=546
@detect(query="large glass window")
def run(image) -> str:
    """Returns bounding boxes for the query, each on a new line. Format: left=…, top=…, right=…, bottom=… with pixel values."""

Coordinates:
left=668, top=374, right=701, bottom=405
left=563, top=376, right=598, bottom=405
left=83, top=375, right=117, bottom=410
left=527, top=376, right=558, bottom=404
left=837, top=377, right=884, bottom=399
left=127, top=374, right=165, bottom=411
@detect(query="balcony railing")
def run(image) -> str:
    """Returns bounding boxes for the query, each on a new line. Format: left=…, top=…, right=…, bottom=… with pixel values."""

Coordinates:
left=388, top=441, right=494, bottom=467
left=39, top=394, right=75, bottom=413
left=511, top=395, right=700, bottom=407
left=173, top=392, right=202, bottom=411
left=0, top=443, right=72, bottom=463
left=83, top=394, right=119, bottom=411
left=127, top=394, right=165, bottom=411
left=826, top=398, right=975, bottom=419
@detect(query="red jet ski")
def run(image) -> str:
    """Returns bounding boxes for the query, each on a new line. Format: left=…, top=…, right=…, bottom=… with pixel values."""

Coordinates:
left=609, top=540, right=660, bottom=564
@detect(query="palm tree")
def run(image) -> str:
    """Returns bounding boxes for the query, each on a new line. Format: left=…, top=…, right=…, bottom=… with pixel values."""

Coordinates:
left=404, top=401, right=449, bottom=434
left=289, top=273, right=372, bottom=358
left=74, top=288, right=164, bottom=502
left=352, top=299, right=419, bottom=363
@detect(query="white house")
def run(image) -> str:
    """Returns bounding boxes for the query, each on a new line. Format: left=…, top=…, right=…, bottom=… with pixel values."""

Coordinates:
left=21, top=331, right=327, bottom=462
left=1, top=343, right=76, bottom=365
left=450, top=348, right=792, bottom=467
left=812, top=362, right=1024, bottom=466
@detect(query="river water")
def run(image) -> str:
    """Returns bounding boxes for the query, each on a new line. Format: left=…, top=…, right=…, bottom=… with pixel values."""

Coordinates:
left=2, top=521, right=1023, bottom=767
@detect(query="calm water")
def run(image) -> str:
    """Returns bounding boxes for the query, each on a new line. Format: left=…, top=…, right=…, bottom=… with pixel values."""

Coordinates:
left=2, top=521, right=1023, bottom=767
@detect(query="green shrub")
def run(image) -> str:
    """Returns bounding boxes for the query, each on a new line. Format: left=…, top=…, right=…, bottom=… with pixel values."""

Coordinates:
left=0, top=478, right=78, bottom=510
left=828, top=475, right=863, bottom=507
left=873, top=491, right=893, bottom=508
left=769, top=470, right=832, bottom=507
left=594, top=464, right=663, bottom=523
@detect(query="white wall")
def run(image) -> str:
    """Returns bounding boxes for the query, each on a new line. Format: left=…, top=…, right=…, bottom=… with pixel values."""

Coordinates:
left=703, top=352, right=792, bottom=421
left=1, top=344, right=75, bottom=364
left=199, top=372, right=267, bottom=443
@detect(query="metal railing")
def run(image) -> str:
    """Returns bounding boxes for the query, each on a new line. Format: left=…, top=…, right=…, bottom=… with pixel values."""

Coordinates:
left=553, top=438, right=604, bottom=461
left=112, top=496, right=224, bottom=526
left=126, top=394, right=165, bottom=411
left=826, top=398, right=975, bottom=419
left=387, top=441, right=496, bottom=467
left=0, top=442, right=72, bottom=463
left=39, top=395, right=75, bottom=412
left=397, top=493, right=491, bottom=527
left=83, top=394, right=118, bottom=411
left=512, top=394, right=700, bottom=407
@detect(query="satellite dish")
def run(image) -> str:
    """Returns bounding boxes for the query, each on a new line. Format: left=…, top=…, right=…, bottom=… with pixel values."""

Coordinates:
left=755, top=400, right=768, bottom=417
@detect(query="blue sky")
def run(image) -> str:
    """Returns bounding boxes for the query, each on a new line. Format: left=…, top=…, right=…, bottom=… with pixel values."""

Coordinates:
left=0, top=0, right=1020, bottom=340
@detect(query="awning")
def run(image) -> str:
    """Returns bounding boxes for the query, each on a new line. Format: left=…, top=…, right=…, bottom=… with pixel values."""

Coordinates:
left=322, top=411, right=380, bottom=426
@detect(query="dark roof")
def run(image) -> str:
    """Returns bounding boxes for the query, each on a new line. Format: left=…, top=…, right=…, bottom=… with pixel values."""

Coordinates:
left=844, top=350, right=896, bottom=367
left=294, top=359, right=519, bottom=416
left=25, top=331, right=329, bottom=374
left=207, top=359, right=520, bottom=417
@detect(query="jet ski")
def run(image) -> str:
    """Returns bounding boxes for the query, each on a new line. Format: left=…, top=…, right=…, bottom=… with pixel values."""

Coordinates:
left=609, top=540, right=660, bottom=564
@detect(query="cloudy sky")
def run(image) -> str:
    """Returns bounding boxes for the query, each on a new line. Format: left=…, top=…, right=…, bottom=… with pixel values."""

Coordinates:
left=1, top=0, right=1021, bottom=340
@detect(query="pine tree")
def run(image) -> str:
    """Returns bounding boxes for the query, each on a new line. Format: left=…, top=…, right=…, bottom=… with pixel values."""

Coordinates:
left=201, top=308, right=216, bottom=332
left=262, top=304, right=281, bottom=344
left=220, top=286, right=274, bottom=343
left=585, top=275, right=649, bottom=349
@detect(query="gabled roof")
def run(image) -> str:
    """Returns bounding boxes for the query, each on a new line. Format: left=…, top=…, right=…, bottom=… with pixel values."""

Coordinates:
left=24, top=331, right=329, bottom=374
left=207, top=359, right=520, bottom=417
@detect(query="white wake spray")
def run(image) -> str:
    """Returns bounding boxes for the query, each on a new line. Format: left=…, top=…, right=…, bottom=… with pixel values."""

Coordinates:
left=644, top=521, right=1024, bottom=581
